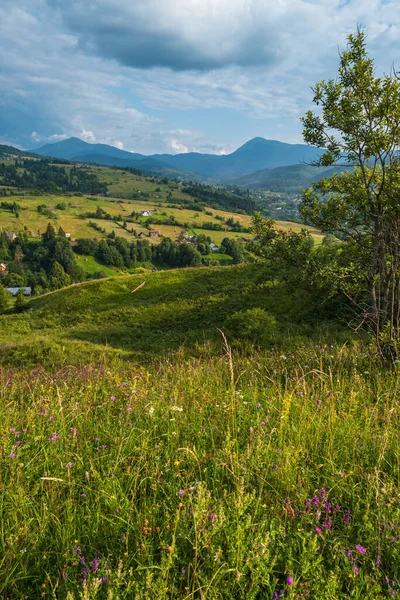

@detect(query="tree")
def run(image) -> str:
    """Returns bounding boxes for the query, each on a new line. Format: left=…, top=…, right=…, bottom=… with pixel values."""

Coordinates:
left=49, top=262, right=71, bottom=290
left=42, top=222, right=56, bottom=243
left=0, top=286, right=10, bottom=313
left=15, top=289, right=27, bottom=312
left=301, top=30, right=400, bottom=359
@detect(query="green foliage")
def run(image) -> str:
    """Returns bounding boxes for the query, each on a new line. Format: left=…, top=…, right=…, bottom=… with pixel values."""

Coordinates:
left=49, top=261, right=71, bottom=290
left=225, top=307, right=277, bottom=345
left=301, top=29, right=400, bottom=357
left=14, top=289, right=26, bottom=312
left=0, top=285, right=9, bottom=313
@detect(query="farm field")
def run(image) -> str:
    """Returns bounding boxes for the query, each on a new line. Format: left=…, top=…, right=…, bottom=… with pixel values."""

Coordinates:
left=1, top=193, right=322, bottom=246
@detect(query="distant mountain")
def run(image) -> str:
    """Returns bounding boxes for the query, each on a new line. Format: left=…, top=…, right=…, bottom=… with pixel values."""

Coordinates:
left=233, top=163, right=349, bottom=192
left=75, top=153, right=203, bottom=181
left=32, top=136, right=324, bottom=182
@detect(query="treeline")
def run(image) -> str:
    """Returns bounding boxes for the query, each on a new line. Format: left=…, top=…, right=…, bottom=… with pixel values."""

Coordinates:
left=74, top=236, right=203, bottom=269
left=0, top=224, right=87, bottom=295
left=0, top=160, right=107, bottom=194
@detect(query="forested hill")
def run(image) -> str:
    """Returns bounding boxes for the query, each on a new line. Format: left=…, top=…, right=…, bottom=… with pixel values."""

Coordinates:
left=0, top=159, right=107, bottom=195
left=0, top=146, right=257, bottom=214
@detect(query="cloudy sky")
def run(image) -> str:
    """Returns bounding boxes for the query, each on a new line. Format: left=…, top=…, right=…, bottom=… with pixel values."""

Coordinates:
left=1, top=0, right=400, bottom=155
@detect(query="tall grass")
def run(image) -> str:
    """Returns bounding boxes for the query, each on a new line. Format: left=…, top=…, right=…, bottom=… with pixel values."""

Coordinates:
left=1, top=343, right=400, bottom=598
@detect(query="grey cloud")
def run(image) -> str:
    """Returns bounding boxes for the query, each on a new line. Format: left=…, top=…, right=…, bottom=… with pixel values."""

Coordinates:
left=48, top=0, right=280, bottom=71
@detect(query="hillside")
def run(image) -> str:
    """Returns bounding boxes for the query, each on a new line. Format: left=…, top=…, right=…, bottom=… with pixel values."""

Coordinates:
left=0, top=263, right=338, bottom=367
left=32, top=136, right=324, bottom=181
left=233, top=163, right=350, bottom=192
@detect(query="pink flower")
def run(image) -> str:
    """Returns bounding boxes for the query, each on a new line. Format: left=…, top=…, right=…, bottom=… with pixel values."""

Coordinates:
left=355, top=544, right=366, bottom=554
left=315, top=526, right=322, bottom=535
left=179, top=489, right=185, bottom=495
left=9, top=452, right=15, bottom=459
left=286, top=575, right=294, bottom=586
left=65, top=462, right=73, bottom=469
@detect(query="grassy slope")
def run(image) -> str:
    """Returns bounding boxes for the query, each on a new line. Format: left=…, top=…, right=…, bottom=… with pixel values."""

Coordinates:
left=0, top=265, right=339, bottom=367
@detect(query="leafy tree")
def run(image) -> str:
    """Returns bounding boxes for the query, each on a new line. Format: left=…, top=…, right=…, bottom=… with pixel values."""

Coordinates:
left=220, top=238, right=245, bottom=264
left=15, top=289, right=27, bottom=312
left=49, top=262, right=71, bottom=290
left=301, top=30, right=400, bottom=359
left=0, top=286, right=10, bottom=313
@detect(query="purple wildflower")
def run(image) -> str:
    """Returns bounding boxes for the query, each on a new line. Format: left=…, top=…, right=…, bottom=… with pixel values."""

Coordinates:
left=315, top=526, right=322, bottom=535
left=91, top=559, right=99, bottom=572
left=355, top=544, right=366, bottom=554
left=286, top=575, right=294, bottom=586
left=9, top=452, right=15, bottom=459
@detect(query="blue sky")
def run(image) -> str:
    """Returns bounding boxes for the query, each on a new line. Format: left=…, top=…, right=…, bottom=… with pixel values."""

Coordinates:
left=1, top=0, right=399, bottom=155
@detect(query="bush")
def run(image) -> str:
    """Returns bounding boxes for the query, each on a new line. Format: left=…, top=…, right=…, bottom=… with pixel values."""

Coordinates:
left=225, top=307, right=277, bottom=345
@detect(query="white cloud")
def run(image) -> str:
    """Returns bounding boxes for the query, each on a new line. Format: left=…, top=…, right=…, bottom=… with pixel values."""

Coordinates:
left=1, top=0, right=400, bottom=154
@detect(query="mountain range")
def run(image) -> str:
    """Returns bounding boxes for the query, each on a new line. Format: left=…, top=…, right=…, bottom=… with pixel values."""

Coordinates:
left=32, top=137, right=326, bottom=186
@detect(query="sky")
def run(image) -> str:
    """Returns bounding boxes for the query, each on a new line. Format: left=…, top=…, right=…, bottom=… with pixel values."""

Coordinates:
left=1, top=0, right=400, bottom=155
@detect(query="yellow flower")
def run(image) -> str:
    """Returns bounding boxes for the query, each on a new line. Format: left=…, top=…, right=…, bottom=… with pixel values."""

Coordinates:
left=174, top=461, right=180, bottom=466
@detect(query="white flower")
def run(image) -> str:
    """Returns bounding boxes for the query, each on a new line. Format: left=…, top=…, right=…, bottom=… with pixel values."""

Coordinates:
left=148, top=406, right=155, bottom=417
left=171, top=406, right=183, bottom=412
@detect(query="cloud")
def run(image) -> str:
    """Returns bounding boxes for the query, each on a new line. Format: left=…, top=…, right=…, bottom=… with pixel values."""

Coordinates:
left=1, top=0, right=400, bottom=154
left=48, top=0, right=400, bottom=74
left=49, top=0, right=280, bottom=71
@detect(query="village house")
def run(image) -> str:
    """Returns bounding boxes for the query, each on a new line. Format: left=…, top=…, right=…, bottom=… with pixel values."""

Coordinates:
left=209, top=243, right=219, bottom=253
left=65, top=233, right=71, bottom=239
left=149, top=230, right=159, bottom=238
left=6, top=232, right=16, bottom=242
left=6, top=287, right=32, bottom=297
left=242, top=236, right=251, bottom=243
left=141, top=210, right=153, bottom=217
left=0, top=263, right=7, bottom=273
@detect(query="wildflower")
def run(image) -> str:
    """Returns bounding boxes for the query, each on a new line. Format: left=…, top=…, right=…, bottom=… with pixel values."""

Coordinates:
left=115, top=509, right=120, bottom=514
left=181, top=567, right=186, bottom=574
left=80, top=493, right=87, bottom=498
left=256, top=403, right=261, bottom=409
left=91, top=559, right=99, bottom=572
left=73, top=546, right=82, bottom=555
left=355, top=544, right=366, bottom=554
left=9, top=453, right=15, bottom=459
left=111, top=396, right=116, bottom=401
left=315, top=526, right=322, bottom=535
left=343, top=510, right=351, bottom=525
left=171, top=406, right=183, bottom=412
left=179, top=489, right=185, bottom=496
left=127, top=407, right=133, bottom=412
left=61, top=569, right=67, bottom=580
left=375, top=556, right=381, bottom=567
left=65, top=462, right=73, bottom=469
left=286, top=575, right=294, bottom=586
left=353, top=566, right=359, bottom=574
left=148, top=407, right=155, bottom=417
left=323, top=518, right=333, bottom=530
